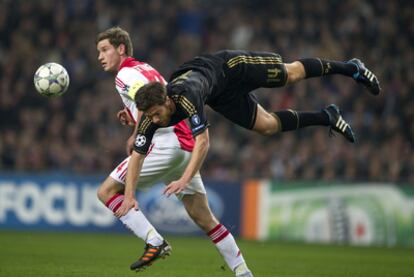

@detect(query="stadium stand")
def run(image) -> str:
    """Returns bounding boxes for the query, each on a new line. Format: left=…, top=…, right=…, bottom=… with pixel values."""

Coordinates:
left=0, top=0, right=412, bottom=182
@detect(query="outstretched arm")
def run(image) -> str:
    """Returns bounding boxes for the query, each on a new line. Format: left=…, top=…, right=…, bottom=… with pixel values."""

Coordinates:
left=114, top=150, right=146, bottom=217
left=163, top=129, right=210, bottom=196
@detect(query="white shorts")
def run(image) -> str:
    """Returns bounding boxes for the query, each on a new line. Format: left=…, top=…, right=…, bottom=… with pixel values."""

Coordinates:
left=109, top=146, right=206, bottom=195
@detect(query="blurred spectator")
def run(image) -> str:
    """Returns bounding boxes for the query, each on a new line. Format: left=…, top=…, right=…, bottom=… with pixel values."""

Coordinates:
left=0, top=0, right=412, bottom=183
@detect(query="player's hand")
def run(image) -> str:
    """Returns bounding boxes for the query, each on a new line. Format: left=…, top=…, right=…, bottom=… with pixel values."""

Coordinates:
left=117, top=108, right=135, bottom=126
left=114, top=196, right=138, bottom=218
left=163, top=179, right=189, bottom=197
left=126, top=134, right=135, bottom=155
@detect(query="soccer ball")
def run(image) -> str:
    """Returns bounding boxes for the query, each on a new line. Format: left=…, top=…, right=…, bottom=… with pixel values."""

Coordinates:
left=34, top=62, right=70, bottom=97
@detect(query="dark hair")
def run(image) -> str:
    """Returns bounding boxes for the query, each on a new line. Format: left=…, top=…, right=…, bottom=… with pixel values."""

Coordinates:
left=135, top=82, right=167, bottom=111
left=96, top=26, right=133, bottom=56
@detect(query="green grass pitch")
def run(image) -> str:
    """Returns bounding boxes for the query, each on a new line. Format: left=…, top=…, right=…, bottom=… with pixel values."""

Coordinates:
left=1, top=231, right=413, bottom=276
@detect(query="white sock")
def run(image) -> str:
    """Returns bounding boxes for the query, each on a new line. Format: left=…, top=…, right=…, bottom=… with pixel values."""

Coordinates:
left=208, top=224, right=247, bottom=272
left=234, top=262, right=250, bottom=275
left=106, top=193, right=164, bottom=246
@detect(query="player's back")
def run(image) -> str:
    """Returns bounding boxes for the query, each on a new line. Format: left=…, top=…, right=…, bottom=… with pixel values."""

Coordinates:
left=116, top=57, right=194, bottom=151
left=169, top=51, right=227, bottom=94
left=168, top=50, right=253, bottom=105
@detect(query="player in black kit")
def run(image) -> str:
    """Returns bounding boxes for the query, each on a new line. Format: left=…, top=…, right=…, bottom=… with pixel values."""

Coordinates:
left=126, top=50, right=380, bottom=196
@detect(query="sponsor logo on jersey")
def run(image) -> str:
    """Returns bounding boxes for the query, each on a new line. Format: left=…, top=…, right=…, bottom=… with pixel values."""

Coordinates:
left=135, top=135, right=147, bottom=147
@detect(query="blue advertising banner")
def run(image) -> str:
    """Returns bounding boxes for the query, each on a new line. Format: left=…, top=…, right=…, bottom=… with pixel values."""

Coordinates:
left=0, top=172, right=115, bottom=232
left=0, top=173, right=242, bottom=235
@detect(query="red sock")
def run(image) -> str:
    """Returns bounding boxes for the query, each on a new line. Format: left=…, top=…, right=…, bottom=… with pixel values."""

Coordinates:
left=105, top=193, right=124, bottom=213
left=208, top=223, right=230, bottom=243
left=208, top=224, right=245, bottom=271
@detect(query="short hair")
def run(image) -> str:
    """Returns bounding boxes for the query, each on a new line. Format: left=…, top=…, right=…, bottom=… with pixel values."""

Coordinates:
left=135, top=82, right=167, bottom=111
left=96, top=26, right=133, bottom=56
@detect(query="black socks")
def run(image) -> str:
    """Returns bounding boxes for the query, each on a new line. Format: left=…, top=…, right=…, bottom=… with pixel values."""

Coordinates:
left=298, top=58, right=358, bottom=78
left=272, top=110, right=330, bottom=132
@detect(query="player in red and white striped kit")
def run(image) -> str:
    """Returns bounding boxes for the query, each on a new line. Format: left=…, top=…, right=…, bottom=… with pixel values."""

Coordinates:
left=96, top=27, right=252, bottom=277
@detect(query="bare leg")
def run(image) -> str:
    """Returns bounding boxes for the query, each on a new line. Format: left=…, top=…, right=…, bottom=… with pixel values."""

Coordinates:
left=97, top=176, right=124, bottom=204
left=284, top=61, right=306, bottom=84
left=252, top=104, right=281, bottom=136
left=181, top=193, right=218, bottom=232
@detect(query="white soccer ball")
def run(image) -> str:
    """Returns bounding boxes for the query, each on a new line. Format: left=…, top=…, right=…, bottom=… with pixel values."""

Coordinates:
left=34, top=62, right=70, bottom=97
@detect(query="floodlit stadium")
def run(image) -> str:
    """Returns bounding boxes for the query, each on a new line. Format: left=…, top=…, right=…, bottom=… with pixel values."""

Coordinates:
left=1, top=1, right=413, bottom=276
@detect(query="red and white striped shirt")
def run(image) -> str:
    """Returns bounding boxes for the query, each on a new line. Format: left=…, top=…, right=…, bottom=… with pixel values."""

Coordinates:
left=116, top=57, right=194, bottom=151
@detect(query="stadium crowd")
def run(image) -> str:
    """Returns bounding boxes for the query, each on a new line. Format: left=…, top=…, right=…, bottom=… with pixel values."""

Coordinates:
left=0, top=0, right=412, bottom=183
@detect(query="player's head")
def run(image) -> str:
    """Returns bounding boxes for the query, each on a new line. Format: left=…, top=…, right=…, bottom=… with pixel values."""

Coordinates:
left=135, top=82, right=173, bottom=126
left=96, top=26, right=133, bottom=72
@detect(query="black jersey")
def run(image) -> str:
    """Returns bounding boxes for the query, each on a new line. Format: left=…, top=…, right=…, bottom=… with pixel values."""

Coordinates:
left=134, top=70, right=211, bottom=154
left=134, top=50, right=287, bottom=154
left=169, top=52, right=228, bottom=101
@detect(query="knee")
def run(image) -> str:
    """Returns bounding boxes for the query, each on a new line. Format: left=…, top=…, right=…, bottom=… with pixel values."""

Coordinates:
left=285, top=61, right=305, bottom=84
left=255, top=127, right=278, bottom=136
left=253, top=113, right=280, bottom=136
left=96, top=185, right=109, bottom=203
left=97, top=178, right=123, bottom=204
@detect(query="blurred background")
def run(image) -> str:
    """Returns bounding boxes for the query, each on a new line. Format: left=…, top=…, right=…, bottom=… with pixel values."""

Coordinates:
left=0, top=0, right=412, bottom=182
left=1, top=0, right=414, bottom=253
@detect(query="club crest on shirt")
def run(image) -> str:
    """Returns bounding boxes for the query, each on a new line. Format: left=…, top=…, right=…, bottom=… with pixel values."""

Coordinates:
left=135, top=135, right=146, bottom=147
left=191, top=114, right=201, bottom=125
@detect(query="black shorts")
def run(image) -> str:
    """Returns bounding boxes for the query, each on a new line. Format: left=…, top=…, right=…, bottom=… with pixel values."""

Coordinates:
left=211, top=50, right=288, bottom=129
left=170, top=50, right=287, bottom=130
